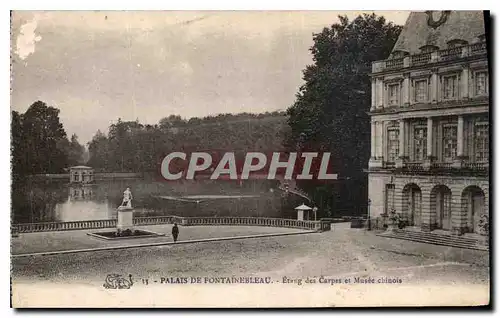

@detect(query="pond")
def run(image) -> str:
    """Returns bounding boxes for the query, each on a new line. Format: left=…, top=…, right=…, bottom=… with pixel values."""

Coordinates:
left=11, top=177, right=303, bottom=224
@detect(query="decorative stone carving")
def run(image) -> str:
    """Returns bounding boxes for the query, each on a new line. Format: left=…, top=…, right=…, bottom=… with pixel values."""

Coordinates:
left=425, top=11, right=451, bottom=29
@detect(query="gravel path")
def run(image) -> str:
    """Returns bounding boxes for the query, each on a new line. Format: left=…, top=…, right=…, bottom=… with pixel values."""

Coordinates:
left=12, top=226, right=488, bottom=283
left=11, top=225, right=489, bottom=307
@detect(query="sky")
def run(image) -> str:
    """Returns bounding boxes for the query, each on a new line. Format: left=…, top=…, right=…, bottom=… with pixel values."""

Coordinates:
left=10, top=11, right=410, bottom=144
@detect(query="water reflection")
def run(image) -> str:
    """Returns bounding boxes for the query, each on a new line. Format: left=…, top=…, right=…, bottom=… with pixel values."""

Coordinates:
left=54, top=186, right=116, bottom=222
left=69, top=186, right=94, bottom=201
left=12, top=179, right=293, bottom=223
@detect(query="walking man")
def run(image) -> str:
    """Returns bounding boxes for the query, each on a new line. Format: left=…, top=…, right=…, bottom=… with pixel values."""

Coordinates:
left=172, top=223, right=179, bottom=242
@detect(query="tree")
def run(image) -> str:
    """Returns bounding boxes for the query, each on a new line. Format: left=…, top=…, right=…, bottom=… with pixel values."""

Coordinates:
left=11, top=110, right=25, bottom=181
left=87, top=130, right=110, bottom=171
left=67, top=134, right=86, bottom=166
left=19, top=101, right=69, bottom=174
left=286, top=14, right=402, bottom=216
left=159, top=115, right=187, bottom=130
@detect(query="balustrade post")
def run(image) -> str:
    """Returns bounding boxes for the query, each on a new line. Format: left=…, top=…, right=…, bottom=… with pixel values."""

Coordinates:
left=403, top=56, right=410, bottom=68
left=461, top=45, right=470, bottom=58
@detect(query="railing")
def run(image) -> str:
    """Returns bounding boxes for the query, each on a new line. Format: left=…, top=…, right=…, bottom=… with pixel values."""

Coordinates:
left=378, top=160, right=489, bottom=173
left=411, top=52, right=431, bottom=66
left=134, top=216, right=176, bottom=226
left=181, top=216, right=323, bottom=231
left=470, top=42, right=487, bottom=55
left=463, top=162, right=488, bottom=170
left=439, top=47, right=463, bottom=61
left=405, top=162, right=424, bottom=171
left=373, top=42, right=487, bottom=72
left=385, top=58, right=404, bottom=69
left=13, top=216, right=330, bottom=234
left=15, top=219, right=117, bottom=233
left=432, top=162, right=453, bottom=169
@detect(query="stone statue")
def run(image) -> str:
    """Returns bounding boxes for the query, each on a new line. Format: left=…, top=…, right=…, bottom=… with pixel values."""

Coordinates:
left=121, top=187, right=133, bottom=208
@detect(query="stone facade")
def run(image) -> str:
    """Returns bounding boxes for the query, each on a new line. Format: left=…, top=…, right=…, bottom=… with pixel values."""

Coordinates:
left=367, top=11, right=489, bottom=236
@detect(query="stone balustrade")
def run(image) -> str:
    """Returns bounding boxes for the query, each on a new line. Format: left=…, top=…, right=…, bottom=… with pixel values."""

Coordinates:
left=431, top=162, right=453, bottom=169
left=13, top=216, right=331, bottom=234
left=385, top=57, right=405, bottom=70
left=410, top=52, right=432, bottom=66
left=439, top=47, right=463, bottom=61
left=405, top=162, right=424, bottom=171
left=469, top=42, right=487, bottom=55
left=133, top=216, right=176, bottom=225
left=372, top=42, right=487, bottom=73
left=377, top=160, right=489, bottom=173
left=462, top=162, right=488, bottom=170
left=180, top=216, right=327, bottom=231
left=15, top=219, right=117, bottom=233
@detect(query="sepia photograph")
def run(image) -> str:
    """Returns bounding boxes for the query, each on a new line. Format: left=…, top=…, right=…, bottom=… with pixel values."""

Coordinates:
left=9, top=9, right=491, bottom=308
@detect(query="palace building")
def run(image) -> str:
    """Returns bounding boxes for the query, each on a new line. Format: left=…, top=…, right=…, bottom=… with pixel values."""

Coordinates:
left=367, top=11, right=489, bottom=236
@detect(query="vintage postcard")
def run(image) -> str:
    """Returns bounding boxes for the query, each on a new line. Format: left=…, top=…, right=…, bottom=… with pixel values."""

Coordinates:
left=10, top=10, right=490, bottom=308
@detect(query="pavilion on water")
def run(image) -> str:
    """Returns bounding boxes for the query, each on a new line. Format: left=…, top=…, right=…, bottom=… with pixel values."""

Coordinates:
left=69, top=166, right=94, bottom=184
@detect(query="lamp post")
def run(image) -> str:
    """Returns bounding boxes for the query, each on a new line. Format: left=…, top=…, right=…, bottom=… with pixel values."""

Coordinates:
left=313, top=206, right=318, bottom=221
left=367, top=199, right=372, bottom=231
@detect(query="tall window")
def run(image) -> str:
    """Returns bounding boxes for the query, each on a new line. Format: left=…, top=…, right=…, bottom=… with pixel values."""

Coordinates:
left=414, top=80, right=428, bottom=103
left=442, top=125, right=458, bottom=162
left=474, top=123, right=489, bottom=162
left=442, top=75, right=458, bottom=100
left=387, top=128, right=400, bottom=162
left=388, top=84, right=400, bottom=106
left=413, top=127, right=427, bottom=161
left=475, top=71, right=488, bottom=96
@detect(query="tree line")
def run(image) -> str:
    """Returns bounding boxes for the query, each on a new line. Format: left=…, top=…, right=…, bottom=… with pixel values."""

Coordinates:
left=86, top=111, right=289, bottom=172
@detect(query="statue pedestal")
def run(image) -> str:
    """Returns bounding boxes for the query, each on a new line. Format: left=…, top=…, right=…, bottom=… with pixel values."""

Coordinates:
left=117, top=206, right=134, bottom=231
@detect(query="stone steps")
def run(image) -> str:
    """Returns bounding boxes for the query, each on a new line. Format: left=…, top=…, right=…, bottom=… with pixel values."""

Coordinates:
left=377, top=229, right=489, bottom=251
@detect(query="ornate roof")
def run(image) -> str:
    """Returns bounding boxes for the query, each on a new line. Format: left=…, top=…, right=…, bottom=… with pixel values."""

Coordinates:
left=392, top=11, right=486, bottom=55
